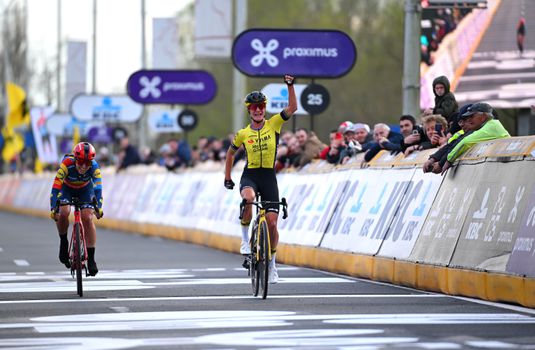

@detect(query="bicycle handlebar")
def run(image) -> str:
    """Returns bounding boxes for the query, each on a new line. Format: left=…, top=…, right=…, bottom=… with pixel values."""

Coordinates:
left=54, top=197, right=98, bottom=213
left=239, top=197, right=288, bottom=220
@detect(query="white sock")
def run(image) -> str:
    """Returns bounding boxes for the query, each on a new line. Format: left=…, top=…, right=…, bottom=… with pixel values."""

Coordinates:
left=241, top=224, right=249, bottom=242
left=271, top=252, right=277, bottom=266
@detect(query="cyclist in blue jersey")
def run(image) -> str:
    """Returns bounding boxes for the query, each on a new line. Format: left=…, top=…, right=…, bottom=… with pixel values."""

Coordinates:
left=50, top=142, right=103, bottom=276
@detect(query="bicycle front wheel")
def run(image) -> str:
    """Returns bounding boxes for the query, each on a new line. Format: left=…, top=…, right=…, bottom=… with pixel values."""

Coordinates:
left=250, top=223, right=259, bottom=297
left=74, top=223, right=83, bottom=297
left=259, top=220, right=269, bottom=299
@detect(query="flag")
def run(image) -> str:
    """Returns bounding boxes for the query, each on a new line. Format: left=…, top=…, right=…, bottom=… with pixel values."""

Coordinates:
left=1, top=126, right=24, bottom=162
left=6, top=82, right=30, bottom=129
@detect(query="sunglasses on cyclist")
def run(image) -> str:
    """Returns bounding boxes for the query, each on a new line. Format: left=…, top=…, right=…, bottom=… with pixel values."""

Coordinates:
left=248, top=103, right=266, bottom=111
left=75, top=159, right=92, bottom=167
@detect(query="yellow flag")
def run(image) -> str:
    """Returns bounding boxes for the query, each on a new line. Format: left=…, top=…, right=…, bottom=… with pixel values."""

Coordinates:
left=6, top=82, right=30, bottom=129
left=1, top=126, right=24, bottom=162
left=73, top=125, right=80, bottom=145
left=34, top=158, right=43, bottom=173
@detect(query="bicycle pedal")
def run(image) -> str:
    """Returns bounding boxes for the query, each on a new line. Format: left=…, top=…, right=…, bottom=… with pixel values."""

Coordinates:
left=242, top=257, right=250, bottom=270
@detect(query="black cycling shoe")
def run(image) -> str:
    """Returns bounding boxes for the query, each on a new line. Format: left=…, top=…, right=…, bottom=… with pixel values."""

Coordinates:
left=242, top=257, right=250, bottom=270
left=59, top=241, right=71, bottom=268
left=87, top=260, right=98, bottom=276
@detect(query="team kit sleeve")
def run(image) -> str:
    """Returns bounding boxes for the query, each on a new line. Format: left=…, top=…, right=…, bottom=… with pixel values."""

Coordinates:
left=50, top=159, right=69, bottom=210
left=91, top=160, right=103, bottom=209
left=230, top=130, right=244, bottom=151
left=269, top=111, right=289, bottom=133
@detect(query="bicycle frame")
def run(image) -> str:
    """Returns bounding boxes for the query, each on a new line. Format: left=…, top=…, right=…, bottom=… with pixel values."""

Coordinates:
left=239, top=197, right=288, bottom=299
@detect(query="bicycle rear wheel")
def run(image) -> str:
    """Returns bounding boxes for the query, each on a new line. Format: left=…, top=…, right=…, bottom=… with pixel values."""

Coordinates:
left=74, top=223, right=83, bottom=297
left=250, top=222, right=259, bottom=297
left=259, top=220, right=269, bottom=299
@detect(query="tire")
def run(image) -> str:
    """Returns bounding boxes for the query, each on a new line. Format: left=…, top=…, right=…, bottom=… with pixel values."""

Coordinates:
left=259, top=220, right=269, bottom=299
left=74, top=223, right=83, bottom=297
left=250, top=221, right=259, bottom=297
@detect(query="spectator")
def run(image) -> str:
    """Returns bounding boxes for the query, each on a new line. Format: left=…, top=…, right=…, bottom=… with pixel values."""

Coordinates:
left=319, top=130, right=339, bottom=160
left=399, top=114, right=428, bottom=155
left=326, top=132, right=346, bottom=165
left=168, top=138, right=192, bottom=169
left=337, top=121, right=354, bottom=134
left=438, top=102, right=510, bottom=174
left=294, top=128, right=326, bottom=168
left=353, top=123, right=374, bottom=152
left=424, top=75, right=458, bottom=123
left=423, top=103, right=473, bottom=174
left=340, top=124, right=363, bottom=164
left=116, top=137, right=141, bottom=171
left=420, top=114, right=449, bottom=150
left=364, top=123, right=404, bottom=162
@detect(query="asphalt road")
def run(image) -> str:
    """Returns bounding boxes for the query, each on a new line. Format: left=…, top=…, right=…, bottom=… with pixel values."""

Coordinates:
left=1, top=211, right=534, bottom=350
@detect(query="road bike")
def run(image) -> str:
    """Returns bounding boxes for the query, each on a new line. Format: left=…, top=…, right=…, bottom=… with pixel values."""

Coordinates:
left=55, top=197, right=96, bottom=297
left=239, top=196, right=288, bottom=299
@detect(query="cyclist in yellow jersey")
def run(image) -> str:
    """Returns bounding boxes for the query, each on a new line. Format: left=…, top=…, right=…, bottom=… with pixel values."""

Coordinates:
left=224, top=74, right=297, bottom=284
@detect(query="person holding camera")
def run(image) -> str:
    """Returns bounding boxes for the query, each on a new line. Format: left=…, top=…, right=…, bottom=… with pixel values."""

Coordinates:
left=418, top=115, right=448, bottom=151
left=399, top=114, right=429, bottom=155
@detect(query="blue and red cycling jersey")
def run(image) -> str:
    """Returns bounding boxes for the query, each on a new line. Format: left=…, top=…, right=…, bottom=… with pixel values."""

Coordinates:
left=50, top=155, right=103, bottom=211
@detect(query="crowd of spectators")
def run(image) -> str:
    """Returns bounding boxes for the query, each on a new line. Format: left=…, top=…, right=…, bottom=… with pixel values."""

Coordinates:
left=420, top=7, right=472, bottom=66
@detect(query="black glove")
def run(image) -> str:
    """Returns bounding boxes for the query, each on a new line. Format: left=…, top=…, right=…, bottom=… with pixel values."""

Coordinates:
left=284, top=75, right=295, bottom=86
left=224, top=179, right=235, bottom=190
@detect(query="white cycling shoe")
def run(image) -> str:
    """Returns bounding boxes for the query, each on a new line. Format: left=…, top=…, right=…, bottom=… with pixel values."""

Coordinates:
left=240, top=240, right=251, bottom=255
left=268, top=263, right=279, bottom=284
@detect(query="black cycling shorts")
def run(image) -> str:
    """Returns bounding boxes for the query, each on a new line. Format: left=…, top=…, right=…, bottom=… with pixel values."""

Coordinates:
left=240, top=168, right=279, bottom=213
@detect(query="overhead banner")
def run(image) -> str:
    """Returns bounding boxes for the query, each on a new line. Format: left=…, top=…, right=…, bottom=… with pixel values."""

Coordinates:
left=152, top=18, right=178, bottom=69
left=127, top=70, right=217, bottom=105
left=409, top=165, right=483, bottom=265
left=261, top=83, right=308, bottom=115
left=449, top=161, right=535, bottom=272
left=71, top=94, right=143, bottom=122
left=65, top=41, right=87, bottom=111
left=232, top=29, right=357, bottom=78
left=194, top=0, right=232, bottom=58
left=30, top=107, right=58, bottom=164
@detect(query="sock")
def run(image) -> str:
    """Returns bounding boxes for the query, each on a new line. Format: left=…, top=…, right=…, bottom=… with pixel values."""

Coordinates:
left=271, top=251, right=277, bottom=266
left=87, top=247, right=95, bottom=262
left=59, top=234, right=68, bottom=247
left=240, top=221, right=249, bottom=242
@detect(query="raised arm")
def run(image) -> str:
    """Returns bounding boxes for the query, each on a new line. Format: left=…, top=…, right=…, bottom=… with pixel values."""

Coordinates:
left=283, top=75, right=297, bottom=117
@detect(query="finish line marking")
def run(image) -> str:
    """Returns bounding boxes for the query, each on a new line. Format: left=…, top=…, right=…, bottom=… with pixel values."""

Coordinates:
left=0, top=294, right=446, bottom=304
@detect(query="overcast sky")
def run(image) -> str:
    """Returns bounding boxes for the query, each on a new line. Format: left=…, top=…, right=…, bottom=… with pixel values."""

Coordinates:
left=25, top=0, right=191, bottom=106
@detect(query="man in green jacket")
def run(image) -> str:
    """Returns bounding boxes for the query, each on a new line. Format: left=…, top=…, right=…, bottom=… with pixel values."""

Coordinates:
left=441, top=102, right=510, bottom=174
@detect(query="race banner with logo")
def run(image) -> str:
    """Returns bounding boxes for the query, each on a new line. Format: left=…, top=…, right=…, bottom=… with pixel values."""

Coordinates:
left=319, top=168, right=414, bottom=254
left=71, top=94, right=143, bottom=122
left=506, top=184, right=535, bottom=277
left=278, top=171, right=350, bottom=246
left=232, top=29, right=357, bottom=78
left=261, top=83, right=308, bottom=115
left=127, top=70, right=217, bottom=105
left=409, top=165, right=484, bottom=265
left=377, top=171, right=444, bottom=259
left=148, top=110, right=183, bottom=133
left=30, top=107, right=58, bottom=164
left=449, top=161, right=535, bottom=272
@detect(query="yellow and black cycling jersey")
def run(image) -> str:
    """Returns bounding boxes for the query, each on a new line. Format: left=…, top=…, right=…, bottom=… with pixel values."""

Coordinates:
left=231, top=111, right=289, bottom=169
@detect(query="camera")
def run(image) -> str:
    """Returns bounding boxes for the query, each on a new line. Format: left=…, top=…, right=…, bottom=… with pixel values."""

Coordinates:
left=346, top=140, right=362, bottom=157
left=435, top=124, right=443, bottom=134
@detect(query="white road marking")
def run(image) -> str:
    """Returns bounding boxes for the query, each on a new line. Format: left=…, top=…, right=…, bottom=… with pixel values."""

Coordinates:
left=0, top=246, right=3, bottom=252
left=150, top=277, right=352, bottom=285
left=13, top=259, right=30, bottom=266
left=0, top=280, right=154, bottom=293
left=460, top=72, right=535, bottom=82
left=0, top=311, right=532, bottom=334
left=0, top=294, right=446, bottom=304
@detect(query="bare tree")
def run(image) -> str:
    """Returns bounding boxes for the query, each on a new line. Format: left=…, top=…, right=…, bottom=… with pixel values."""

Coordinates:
left=1, top=0, right=31, bottom=111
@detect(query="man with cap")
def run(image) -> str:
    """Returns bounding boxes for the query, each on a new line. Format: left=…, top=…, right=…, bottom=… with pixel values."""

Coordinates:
left=439, top=102, right=510, bottom=174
